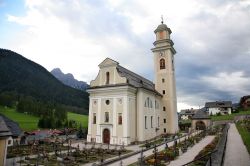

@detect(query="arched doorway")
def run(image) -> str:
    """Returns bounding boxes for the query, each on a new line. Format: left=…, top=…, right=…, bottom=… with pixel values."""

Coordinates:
left=196, top=121, right=206, bottom=130
left=103, top=128, right=110, bottom=144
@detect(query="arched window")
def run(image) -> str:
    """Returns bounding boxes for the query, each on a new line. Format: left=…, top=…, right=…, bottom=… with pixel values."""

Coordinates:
left=118, top=113, right=122, bottom=125
left=160, top=59, right=165, bottom=69
left=105, top=112, right=109, bottom=122
left=93, top=113, right=96, bottom=124
left=151, top=116, right=153, bottom=128
left=159, top=31, right=164, bottom=39
left=163, top=106, right=166, bottom=111
left=106, top=72, right=110, bottom=84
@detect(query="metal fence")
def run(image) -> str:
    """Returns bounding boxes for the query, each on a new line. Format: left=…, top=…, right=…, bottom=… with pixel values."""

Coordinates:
left=181, top=124, right=229, bottom=166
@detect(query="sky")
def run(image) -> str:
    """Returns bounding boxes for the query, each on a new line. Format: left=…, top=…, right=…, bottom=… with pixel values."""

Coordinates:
left=1, top=0, right=250, bottom=111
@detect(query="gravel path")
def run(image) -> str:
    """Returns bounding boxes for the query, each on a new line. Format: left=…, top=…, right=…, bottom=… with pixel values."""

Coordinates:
left=223, top=123, right=250, bottom=166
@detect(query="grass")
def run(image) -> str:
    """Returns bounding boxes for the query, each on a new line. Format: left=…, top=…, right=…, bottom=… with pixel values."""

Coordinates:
left=210, top=110, right=250, bottom=121
left=0, top=106, right=39, bottom=131
left=236, top=122, right=250, bottom=154
left=67, top=111, right=88, bottom=128
left=0, top=106, right=88, bottom=131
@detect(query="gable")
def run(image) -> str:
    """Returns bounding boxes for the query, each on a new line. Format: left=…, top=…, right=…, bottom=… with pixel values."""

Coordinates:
left=98, top=58, right=119, bottom=68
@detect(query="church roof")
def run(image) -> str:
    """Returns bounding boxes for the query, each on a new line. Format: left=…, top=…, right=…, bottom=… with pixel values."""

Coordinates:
left=116, top=65, right=161, bottom=95
left=192, top=110, right=210, bottom=120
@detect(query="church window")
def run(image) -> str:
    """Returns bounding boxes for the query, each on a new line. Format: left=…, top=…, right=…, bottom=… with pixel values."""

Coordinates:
left=105, top=100, right=110, bottom=105
left=145, top=116, right=147, bottom=129
left=145, top=97, right=154, bottom=108
left=118, top=113, right=122, bottom=125
left=158, top=117, right=160, bottom=127
left=93, top=113, right=96, bottom=124
left=105, top=112, right=109, bottom=122
left=162, top=78, right=165, bottom=83
left=164, top=128, right=166, bottom=133
left=159, top=31, right=164, bottom=39
left=160, top=59, right=165, bottom=69
left=155, top=100, right=159, bottom=109
left=172, top=55, right=174, bottom=71
left=164, top=119, right=166, bottom=123
left=106, top=72, right=110, bottom=84
left=151, top=116, right=153, bottom=128
left=163, top=90, right=165, bottom=94
left=163, top=106, right=166, bottom=111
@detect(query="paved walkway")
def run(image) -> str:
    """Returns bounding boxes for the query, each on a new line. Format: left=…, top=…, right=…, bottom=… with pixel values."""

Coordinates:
left=223, top=123, right=250, bottom=166
left=169, top=136, right=215, bottom=166
left=102, top=132, right=201, bottom=166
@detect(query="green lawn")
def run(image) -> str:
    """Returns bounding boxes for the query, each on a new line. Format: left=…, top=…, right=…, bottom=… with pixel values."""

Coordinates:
left=236, top=122, right=250, bottom=154
left=211, top=110, right=250, bottom=121
left=0, top=106, right=88, bottom=131
left=0, top=106, right=39, bottom=131
left=67, top=112, right=88, bottom=128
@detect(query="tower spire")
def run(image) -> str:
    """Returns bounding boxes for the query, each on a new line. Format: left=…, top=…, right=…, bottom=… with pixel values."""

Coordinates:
left=161, top=15, right=164, bottom=24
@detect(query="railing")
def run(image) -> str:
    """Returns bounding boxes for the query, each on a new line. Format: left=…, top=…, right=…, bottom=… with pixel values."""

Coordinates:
left=181, top=150, right=217, bottom=166
left=94, top=130, right=202, bottom=166
left=181, top=124, right=229, bottom=166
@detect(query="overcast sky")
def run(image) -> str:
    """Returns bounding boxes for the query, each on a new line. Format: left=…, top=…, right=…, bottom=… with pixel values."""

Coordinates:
left=1, top=0, right=250, bottom=111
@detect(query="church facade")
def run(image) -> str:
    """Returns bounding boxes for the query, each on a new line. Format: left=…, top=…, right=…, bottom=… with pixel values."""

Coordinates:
left=87, top=22, right=179, bottom=145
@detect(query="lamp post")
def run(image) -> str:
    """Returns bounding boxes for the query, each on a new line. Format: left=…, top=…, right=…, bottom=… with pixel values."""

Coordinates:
left=138, top=148, right=145, bottom=166
left=153, top=144, right=158, bottom=166
left=155, top=127, right=159, bottom=142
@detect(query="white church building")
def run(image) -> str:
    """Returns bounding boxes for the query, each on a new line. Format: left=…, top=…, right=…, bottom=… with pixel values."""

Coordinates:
left=87, top=21, right=179, bottom=145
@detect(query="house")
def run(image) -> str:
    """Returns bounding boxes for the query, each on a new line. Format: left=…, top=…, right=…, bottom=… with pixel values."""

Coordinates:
left=205, top=101, right=232, bottom=115
left=179, top=108, right=199, bottom=120
left=239, top=95, right=250, bottom=110
left=87, top=21, right=179, bottom=145
left=191, top=110, right=211, bottom=130
left=0, top=116, right=13, bottom=166
left=0, top=114, right=22, bottom=146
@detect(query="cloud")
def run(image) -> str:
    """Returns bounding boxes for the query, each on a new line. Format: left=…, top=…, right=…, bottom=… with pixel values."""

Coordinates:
left=2, top=0, right=250, bottom=110
left=201, top=71, right=250, bottom=97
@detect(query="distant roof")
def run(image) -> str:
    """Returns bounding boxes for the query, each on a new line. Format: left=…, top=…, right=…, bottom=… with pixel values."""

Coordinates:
left=179, top=109, right=198, bottom=115
left=0, top=114, right=22, bottom=137
left=0, top=116, right=12, bottom=137
left=192, top=110, right=210, bottom=119
left=205, top=101, right=232, bottom=108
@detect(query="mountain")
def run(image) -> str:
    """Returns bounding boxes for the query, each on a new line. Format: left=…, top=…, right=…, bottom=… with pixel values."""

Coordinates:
left=51, top=68, right=89, bottom=91
left=0, top=48, right=89, bottom=114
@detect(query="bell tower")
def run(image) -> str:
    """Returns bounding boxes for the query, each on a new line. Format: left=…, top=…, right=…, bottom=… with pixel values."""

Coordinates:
left=151, top=20, right=179, bottom=133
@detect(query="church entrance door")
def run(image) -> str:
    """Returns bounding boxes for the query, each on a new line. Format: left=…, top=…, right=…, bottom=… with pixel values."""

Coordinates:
left=103, top=128, right=110, bottom=144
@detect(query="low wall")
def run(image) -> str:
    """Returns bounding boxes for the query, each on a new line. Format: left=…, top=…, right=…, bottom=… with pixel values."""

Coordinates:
left=212, top=120, right=233, bottom=126
left=207, top=124, right=229, bottom=166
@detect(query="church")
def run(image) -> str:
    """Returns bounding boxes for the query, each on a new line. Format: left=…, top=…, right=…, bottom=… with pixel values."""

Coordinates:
left=87, top=21, right=179, bottom=145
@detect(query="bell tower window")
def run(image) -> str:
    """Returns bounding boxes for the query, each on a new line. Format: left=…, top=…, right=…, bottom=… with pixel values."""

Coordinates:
left=160, top=59, right=165, bottom=69
left=159, top=31, right=164, bottom=39
left=106, top=72, right=110, bottom=84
